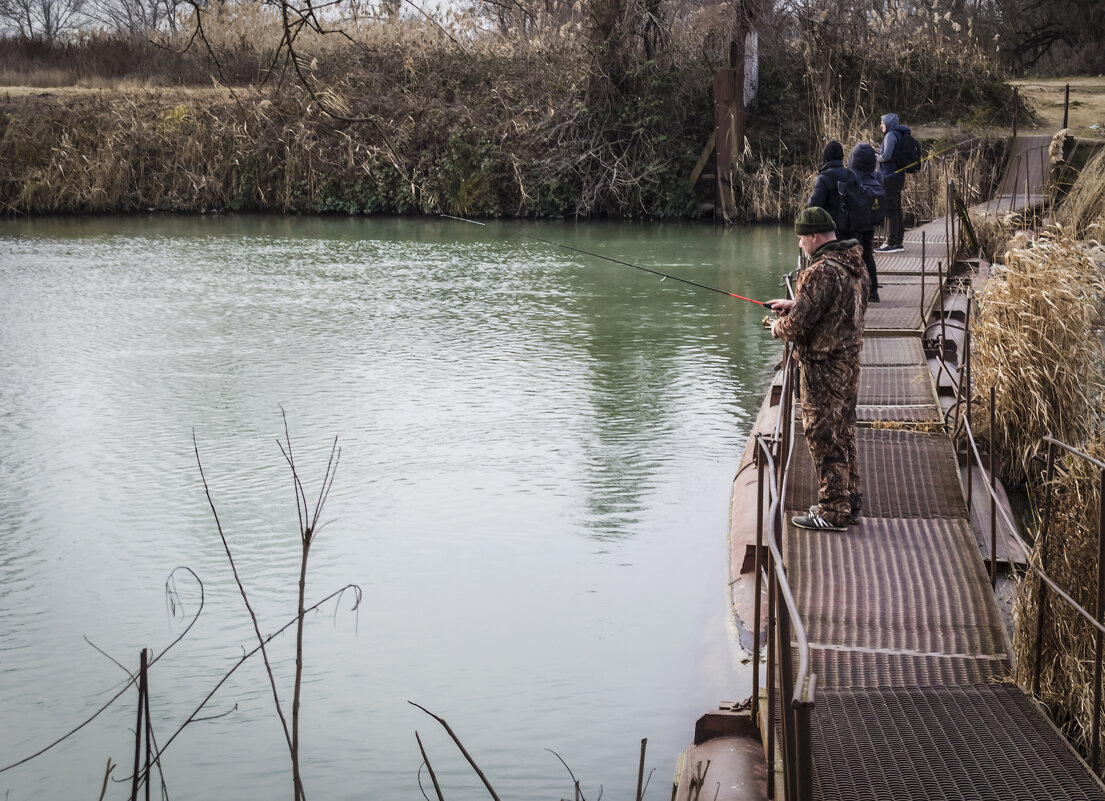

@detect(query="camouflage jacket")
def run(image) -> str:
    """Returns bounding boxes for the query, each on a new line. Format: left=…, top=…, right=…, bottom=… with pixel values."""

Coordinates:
left=773, top=239, right=869, bottom=361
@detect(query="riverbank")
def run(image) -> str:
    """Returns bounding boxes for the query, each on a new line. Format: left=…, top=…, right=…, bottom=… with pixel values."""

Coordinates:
left=0, top=0, right=1028, bottom=222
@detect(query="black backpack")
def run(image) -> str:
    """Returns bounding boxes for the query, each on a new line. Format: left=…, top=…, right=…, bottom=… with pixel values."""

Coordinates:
left=894, top=130, right=924, bottom=174
left=836, top=169, right=886, bottom=233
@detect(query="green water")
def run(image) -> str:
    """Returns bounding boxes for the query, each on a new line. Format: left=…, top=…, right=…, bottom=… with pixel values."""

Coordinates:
left=0, top=214, right=794, bottom=800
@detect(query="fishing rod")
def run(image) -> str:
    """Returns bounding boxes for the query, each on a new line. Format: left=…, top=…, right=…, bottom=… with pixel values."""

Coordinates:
left=438, top=213, right=767, bottom=307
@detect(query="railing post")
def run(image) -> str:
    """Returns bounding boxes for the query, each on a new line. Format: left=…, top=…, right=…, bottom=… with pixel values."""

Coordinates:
left=1093, top=465, right=1105, bottom=771
left=965, top=321, right=973, bottom=509
left=938, top=259, right=946, bottom=346
left=794, top=693, right=815, bottom=801
left=1063, top=83, right=1070, bottom=129
left=753, top=439, right=766, bottom=725
left=1033, top=441, right=1057, bottom=696
left=1012, top=86, right=1019, bottom=138
left=989, top=386, right=997, bottom=587
left=921, top=231, right=927, bottom=323
left=766, top=524, right=777, bottom=800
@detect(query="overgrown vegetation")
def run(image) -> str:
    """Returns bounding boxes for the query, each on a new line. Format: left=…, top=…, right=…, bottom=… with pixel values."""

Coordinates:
left=0, top=0, right=1030, bottom=219
left=968, top=197, right=1105, bottom=771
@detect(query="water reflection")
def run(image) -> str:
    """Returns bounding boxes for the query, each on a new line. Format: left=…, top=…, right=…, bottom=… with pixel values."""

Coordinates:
left=0, top=215, right=791, bottom=801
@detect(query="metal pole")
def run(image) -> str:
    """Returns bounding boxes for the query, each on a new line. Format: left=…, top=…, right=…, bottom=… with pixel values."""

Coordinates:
left=938, top=260, right=946, bottom=347
left=990, top=386, right=997, bottom=587
left=766, top=538, right=777, bottom=801
left=965, top=323, right=973, bottom=510
left=1092, top=467, right=1105, bottom=771
left=963, top=296, right=972, bottom=508
left=1033, top=442, right=1057, bottom=696
left=1063, top=84, right=1070, bottom=129
left=921, top=231, right=926, bottom=323
left=753, top=444, right=765, bottom=724
left=1012, top=86, right=1019, bottom=139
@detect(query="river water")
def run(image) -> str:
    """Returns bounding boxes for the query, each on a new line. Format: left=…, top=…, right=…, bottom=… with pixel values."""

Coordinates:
left=0, top=215, right=792, bottom=801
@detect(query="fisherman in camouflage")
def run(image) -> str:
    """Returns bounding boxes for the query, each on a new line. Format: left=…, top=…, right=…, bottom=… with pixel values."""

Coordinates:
left=766, top=206, right=869, bottom=531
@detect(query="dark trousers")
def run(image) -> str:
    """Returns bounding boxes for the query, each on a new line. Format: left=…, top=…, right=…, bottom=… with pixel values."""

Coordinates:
left=883, top=173, right=905, bottom=247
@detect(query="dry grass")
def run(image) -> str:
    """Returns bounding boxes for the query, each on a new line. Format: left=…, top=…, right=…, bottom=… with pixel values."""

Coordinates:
left=1014, top=437, right=1105, bottom=764
left=1054, top=145, right=1105, bottom=240
left=969, top=229, right=1105, bottom=487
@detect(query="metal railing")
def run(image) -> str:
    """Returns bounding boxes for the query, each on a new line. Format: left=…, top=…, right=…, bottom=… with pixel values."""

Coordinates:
left=950, top=284, right=1105, bottom=771
left=750, top=340, right=816, bottom=801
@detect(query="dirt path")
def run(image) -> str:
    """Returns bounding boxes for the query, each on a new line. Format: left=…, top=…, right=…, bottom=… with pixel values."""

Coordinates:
left=1010, top=77, right=1105, bottom=135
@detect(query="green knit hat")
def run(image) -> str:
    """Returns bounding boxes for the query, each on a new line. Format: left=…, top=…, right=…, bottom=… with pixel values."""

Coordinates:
left=794, top=206, right=836, bottom=235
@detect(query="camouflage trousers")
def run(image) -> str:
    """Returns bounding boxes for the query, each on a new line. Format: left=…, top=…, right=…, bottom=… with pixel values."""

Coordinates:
left=800, top=355, right=862, bottom=526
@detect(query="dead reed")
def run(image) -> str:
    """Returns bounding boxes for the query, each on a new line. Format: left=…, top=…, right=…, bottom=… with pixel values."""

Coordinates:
left=969, top=228, right=1105, bottom=487
left=967, top=223, right=1105, bottom=770
left=1054, top=145, right=1105, bottom=240
left=1013, top=438, right=1105, bottom=765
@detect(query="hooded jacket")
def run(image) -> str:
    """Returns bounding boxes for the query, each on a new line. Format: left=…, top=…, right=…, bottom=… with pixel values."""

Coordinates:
left=808, top=140, right=850, bottom=226
left=849, top=142, right=878, bottom=176
left=773, top=239, right=869, bottom=361
left=877, top=113, right=912, bottom=182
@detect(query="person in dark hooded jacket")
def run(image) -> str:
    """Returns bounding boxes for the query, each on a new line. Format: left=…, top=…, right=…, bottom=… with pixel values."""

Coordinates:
left=847, top=142, right=881, bottom=301
left=876, top=112, right=909, bottom=253
left=808, top=139, right=849, bottom=225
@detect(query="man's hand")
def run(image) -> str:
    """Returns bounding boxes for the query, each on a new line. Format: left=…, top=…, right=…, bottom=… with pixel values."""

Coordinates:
left=765, top=298, right=794, bottom=316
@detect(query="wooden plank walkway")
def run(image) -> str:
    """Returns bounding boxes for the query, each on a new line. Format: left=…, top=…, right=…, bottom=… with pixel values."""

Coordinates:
left=777, top=140, right=1105, bottom=799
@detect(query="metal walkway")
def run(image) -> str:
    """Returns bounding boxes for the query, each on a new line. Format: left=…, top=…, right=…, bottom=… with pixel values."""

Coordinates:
left=778, top=178, right=1105, bottom=799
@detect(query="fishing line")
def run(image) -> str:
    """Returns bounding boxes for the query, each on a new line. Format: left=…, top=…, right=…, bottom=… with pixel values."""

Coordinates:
left=438, top=213, right=767, bottom=306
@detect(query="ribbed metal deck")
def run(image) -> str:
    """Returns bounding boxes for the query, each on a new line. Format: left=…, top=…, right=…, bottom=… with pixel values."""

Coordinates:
left=812, top=684, right=1105, bottom=801
left=786, top=516, right=1011, bottom=687
left=788, top=429, right=967, bottom=519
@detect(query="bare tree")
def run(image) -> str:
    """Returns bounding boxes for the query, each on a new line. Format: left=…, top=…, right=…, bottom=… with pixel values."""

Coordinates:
left=0, top=0, right=85, bottom=43
left=85, top=0, right=182, bottom=39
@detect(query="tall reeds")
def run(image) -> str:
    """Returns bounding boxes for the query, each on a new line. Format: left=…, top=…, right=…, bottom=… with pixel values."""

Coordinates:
left=970, top=226, right=1105, bottom=769
left=969, top=229, right=1105, bottom=486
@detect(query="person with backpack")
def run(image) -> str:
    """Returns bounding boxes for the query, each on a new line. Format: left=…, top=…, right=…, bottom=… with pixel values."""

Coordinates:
left=875, top=112, right=916, bottom=253
left=844, top=142, right=883, bottom=302
left=810, top=139, right=884, bottom=302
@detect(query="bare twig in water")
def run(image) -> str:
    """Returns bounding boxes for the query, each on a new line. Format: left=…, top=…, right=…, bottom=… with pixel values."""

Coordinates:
left=546, top=748, right=586, bottom=801
left=276, top=407, right=341, bottom=801
left=408, top=701, right=502, bottom=801
left=415, top=731, right=446, bottom=801
left=193, top=428, right=296, bottom=780
left=0, top=568, right=204, bottom=775
left=97, top=759, right=115, bottom=801
left=152, top=584, right=362, bottom=763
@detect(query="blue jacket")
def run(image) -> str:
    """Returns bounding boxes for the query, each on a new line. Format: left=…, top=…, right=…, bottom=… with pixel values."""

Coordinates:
left=877, top=113, right=910, bottom=182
